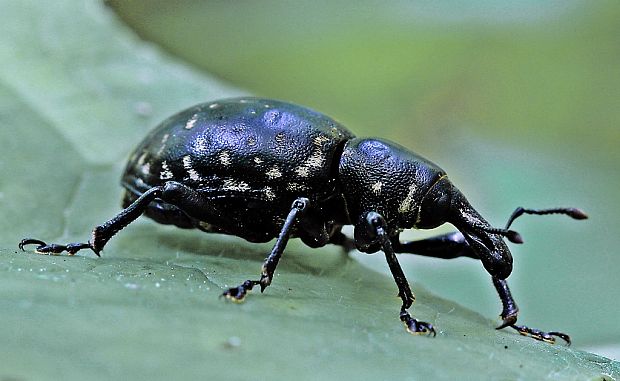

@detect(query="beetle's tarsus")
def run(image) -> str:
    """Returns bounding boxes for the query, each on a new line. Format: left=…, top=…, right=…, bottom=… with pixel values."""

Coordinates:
left=18, top=238, right=93, bottom=256
left=18, top=238, right=46, bottom=251
left=222, top=280, right=260, bottom=302
left=508, top=324, right=571, bottom=345
left=491, top=277, right=570, bottom=345
left=401, top=310, right=436, bottom=336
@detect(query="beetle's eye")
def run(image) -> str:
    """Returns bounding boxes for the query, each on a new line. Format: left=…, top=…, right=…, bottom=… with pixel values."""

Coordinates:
left=417, top=179, right=453, bottom=229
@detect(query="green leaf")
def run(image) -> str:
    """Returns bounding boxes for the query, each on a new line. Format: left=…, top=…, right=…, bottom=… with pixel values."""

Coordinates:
left=0, top=1, right=618, bottom=380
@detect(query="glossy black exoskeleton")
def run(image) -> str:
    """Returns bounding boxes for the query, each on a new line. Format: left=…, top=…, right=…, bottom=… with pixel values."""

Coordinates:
left=20, top=97, right=587, bottom=343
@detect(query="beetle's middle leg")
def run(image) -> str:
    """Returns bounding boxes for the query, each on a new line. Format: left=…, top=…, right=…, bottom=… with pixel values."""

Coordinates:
left=365, top=212, right=436, bottom=336
left=222, top=197, right=310, bottom=302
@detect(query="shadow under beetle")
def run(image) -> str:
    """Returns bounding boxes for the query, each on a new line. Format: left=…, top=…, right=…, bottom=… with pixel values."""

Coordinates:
left=20, top=97, right=588, bottom=344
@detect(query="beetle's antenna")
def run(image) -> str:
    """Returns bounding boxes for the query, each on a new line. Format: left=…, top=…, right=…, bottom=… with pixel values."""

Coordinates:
left=470, top=225, right=523, bottom=244
left=505, top=207, right=588, bottom=229
left=467, top=207, right=587, bottom=246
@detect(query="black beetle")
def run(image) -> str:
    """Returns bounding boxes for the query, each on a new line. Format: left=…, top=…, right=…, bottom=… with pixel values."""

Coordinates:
left=20, top=97, right=587, bottom=343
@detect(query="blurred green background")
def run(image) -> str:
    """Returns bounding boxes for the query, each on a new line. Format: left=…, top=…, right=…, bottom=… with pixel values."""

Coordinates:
left=108, top=0, right=619, bottom=356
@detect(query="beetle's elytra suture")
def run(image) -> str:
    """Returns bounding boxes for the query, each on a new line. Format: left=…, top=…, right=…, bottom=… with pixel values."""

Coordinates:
left=20, top=97, right=587, bottom=343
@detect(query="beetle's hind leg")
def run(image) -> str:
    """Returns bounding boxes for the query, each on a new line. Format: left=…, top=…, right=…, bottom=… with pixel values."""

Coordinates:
left=222, top=198, right=310, bottom=302
left=19, top=239, right=91, bottom=256
left=19, top=181, right=211, bottom=257
left=19, top=186, right=167, bottom=256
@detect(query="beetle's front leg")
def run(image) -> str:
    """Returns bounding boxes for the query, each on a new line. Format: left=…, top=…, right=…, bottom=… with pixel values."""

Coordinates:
left=493, top=277, right=570, bottom=345
left=392, top=233, right=570, bottom=344
left=366, top=212, right=435, bottom=336
left=222, top=198, right=310, bottom=302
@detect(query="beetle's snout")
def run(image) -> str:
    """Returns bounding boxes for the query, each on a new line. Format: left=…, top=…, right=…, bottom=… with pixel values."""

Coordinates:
left=495, top=260, right=513, bottom=280
left=462, top=229, right=513, bottom=279
left=448, top=187, right=514, bottom=279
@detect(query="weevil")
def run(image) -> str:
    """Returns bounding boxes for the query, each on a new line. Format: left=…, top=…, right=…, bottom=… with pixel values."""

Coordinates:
left=20, top=97, right=587, bottom=343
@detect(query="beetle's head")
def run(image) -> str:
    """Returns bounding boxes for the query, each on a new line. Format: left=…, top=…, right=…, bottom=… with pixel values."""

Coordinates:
left=418, top=176, right=518, bottom=279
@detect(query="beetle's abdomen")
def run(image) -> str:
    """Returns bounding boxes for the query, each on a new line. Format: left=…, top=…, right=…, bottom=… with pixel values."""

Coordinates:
left=121, top=97, right=354, bottom=235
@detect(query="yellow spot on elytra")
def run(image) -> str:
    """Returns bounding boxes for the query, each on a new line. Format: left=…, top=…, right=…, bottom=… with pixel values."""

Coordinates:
left=313, top=135, right=329, bottom=146
left=219, top=151, right=232, bottom=166
left=222, top=179, right=251, bottom=192
left=181, top=155, right=201, bottom=180
left=160, top=161, right=173, bottom=180
left=398, top=184, right=418, bottom=214
left=286, top=183, right=307, bottom=192
left=263, top=187, right=276, bottom=201
left=187, top=169, right=201, bottom=181
left=266, top=166, right=282, bottom=179
left=295, top=166, right=310, bottom=178
left=371, top=181, right=382, bottom=195
left=185, top=114, right=199, bottom=129
left=306, top=150, right=324, bottom=167
left=182, top=155, right=192, bottom=169
left=156, top=134, right=170, bottom=156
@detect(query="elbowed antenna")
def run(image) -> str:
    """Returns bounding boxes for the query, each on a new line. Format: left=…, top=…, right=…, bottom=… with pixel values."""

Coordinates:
left=504, top=207, right=588, bottom=229
left=469, top=224, right=523, bottom=244
left=468, top=206, right=589, bottom=246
